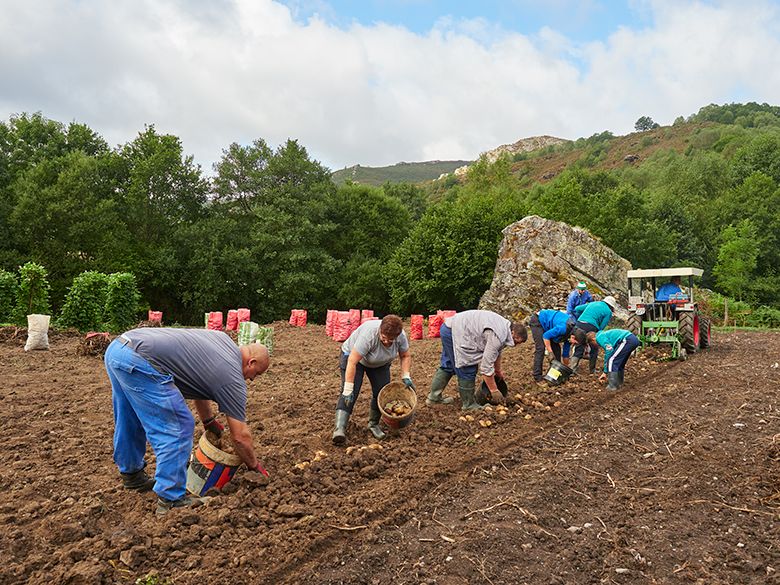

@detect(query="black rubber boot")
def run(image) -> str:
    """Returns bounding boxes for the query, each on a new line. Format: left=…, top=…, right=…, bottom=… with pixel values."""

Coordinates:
left=458, top=378, right=483, bottom=411
left=606, top=371, right=621, bottom=391
left=568, top=356, right=581, bottom=374
left=618, top=370, right=625, bottom=385
left=426, top=367, right=454, bottom=405
left=332, top=409, right=350, bottom=446
left=156, top=495, right=211, bottom=517
left=120, top=469, right=155, bottom=492
left=368, top=409, right=386, bottom=440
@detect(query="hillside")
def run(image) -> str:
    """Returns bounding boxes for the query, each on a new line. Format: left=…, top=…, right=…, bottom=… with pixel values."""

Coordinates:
left=330, top=160, right=470, bottom=186
left=331, top=124, right=716, bottom=187
left=504, top=122, right=716, bottom=185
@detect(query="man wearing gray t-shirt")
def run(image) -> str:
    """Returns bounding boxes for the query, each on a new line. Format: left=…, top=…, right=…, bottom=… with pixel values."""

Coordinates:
left=104, top=328, right=269, bottom=516
left=332, top=315, right=414, bottom=445
left=429, top=310, right=527, bottom=410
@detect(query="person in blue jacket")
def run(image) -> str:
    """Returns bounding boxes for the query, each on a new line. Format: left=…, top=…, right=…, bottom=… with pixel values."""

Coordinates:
left=580, top=329, right=640, bottom=391
left=566, top=281, right=593, bottom=318
left=570, top=296, right=617, bottom=373
left=529, top=309, right=576, bottom=384
left=655, top=276, right=683, bottom=302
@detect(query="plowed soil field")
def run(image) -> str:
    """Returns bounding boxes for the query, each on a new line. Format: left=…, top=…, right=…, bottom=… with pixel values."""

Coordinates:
left=1, top=324, right=778, bottom=584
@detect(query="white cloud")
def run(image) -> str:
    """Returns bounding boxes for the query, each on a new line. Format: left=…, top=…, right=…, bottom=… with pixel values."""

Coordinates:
left=0, top=0, right=778, bottom=171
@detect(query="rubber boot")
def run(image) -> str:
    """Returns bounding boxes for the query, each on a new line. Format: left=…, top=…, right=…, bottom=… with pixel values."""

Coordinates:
left=426, top=368, right=454, bottom=405
left=606, top=371, right=621, bottom=391
left=120, top=469, right=155, bottom=492
left=458, top=378, right=483, bottom=411
left=618, top=370, right=625, bottom=386
left=332, top=409, right=350, bottom=446
left=588, top=352, right=598, bottom=374
left=568, top=356, right=581, bottom=374
left=367, top=409, right=386, bottom=440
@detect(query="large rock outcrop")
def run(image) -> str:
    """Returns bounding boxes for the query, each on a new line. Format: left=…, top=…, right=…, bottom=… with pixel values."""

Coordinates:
left=453, top=135, right=569, bottom=177
left=479, top=216, right=632, bottom=321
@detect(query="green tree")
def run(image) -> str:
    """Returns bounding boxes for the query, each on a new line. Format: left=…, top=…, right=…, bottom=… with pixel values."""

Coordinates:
left=384, top=194, right=524, bottom=314
left=9, top=151, right=126, bottom=302
left=57, top=271, right=110, bottom=331
left=382, top=182, right=428, bottom=220
left=14, top=262, right=50, bottom=324
left=634, top=116, right=660, bottom=131
left=712, top=220, right=759, bottom=301
left=115, top=126, right=208, bottom=315
left=325, top=183, right=411, bottom=309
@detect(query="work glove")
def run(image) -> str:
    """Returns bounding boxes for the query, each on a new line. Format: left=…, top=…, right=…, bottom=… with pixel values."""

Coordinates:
left=253, top=462, right=270, bottom=477
left=342, top=382, right=355, bottom=409
left=489, top=389, right=504, bottom=406
left=402, top=374, right=416, bottom=391
left=203, top=416, right=224, bottom=438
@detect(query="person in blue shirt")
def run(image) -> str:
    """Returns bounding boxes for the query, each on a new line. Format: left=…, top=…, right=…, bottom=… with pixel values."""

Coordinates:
left=569, top=296, right=617, bottom=373
left=579, top=329, right=640, bottom=391
left=655, top=276, right=683, bottom=302
left=566, top=281, right=593, bottom=318
left=529, top=309, right=576, bottom=384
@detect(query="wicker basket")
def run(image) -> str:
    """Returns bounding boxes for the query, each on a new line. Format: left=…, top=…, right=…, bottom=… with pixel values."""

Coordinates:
left=377, top=381, right=417, bottom=430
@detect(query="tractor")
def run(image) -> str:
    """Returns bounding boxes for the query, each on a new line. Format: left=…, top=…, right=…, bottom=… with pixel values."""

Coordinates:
left=626, top=267, right=711, bottom=360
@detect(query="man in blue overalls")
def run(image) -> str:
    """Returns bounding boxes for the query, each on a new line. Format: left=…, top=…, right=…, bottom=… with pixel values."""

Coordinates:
left=105, top=328, right=269, bottom=516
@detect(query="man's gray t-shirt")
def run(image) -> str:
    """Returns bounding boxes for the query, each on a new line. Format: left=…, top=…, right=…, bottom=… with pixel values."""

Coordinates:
left=341, top=320, right=409, bottom=367
left=124, top=328, right=247, bottom=422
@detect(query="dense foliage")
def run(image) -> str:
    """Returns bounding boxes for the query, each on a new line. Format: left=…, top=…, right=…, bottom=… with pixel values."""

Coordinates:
left=0, top=269, right=17, bottom=322
left=2, top=104, right=780, bottom=326
left=57, top=271, right=110, bottom=331
left=13, top=262, right=50, bottom=325
left=105, top=272, right=141, bottom=333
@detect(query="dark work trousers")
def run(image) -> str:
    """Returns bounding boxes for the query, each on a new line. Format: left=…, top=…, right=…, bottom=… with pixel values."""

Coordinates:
left=530, top=314, right=562, bottom=381
left=604, top=334, right=641, bottom=372
left=336, top=352, right=391, bottom=414
left=573, top=321, right=599, bottom=371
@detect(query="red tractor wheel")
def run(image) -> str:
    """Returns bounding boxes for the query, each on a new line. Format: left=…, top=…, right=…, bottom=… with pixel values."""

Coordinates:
left=679, top=312, right=700, bottom=353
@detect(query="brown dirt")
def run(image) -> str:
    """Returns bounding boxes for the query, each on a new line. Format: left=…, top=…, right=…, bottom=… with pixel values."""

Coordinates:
left=1, top=324, right=778, bottom=584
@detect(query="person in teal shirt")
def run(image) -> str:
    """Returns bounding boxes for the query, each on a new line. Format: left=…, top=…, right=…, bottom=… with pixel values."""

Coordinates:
left=576, top=329, right=640, bottom=391
left=569, top=296, right=617, bottom=373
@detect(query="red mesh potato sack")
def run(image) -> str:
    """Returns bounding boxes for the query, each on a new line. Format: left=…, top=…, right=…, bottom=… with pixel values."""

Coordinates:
left=410, top=314, right=424, bottom=340
left=427, top=314, right=443, bottom=338
left=333, top=311, right=352, bottom=342
left=207, top=312, right=223, bottom=330
left=226, top=310, right=238, bottom=331
left=237, top=308, right=251, bottom=323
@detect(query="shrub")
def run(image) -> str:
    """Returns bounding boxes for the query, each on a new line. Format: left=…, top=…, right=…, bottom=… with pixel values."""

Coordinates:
left=0, top=270, right=18, bottom=323
left=104, top=272, right=141, bottom=333
left=751, top=305, right=780, bottom=328
left=57, top=271, right=111, bottom=331
left=14, top=262, right=50, bottom=325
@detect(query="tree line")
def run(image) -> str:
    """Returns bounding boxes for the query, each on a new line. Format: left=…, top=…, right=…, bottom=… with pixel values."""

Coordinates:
left=1, top=104, right=779, bottom=327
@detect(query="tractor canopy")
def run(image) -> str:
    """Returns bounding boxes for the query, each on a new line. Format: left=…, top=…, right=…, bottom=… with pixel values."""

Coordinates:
left=627, top=267, right=703, bottom=309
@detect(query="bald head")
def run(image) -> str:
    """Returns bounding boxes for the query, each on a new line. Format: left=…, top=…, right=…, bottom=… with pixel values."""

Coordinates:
left=240, top=343, right=270, bottom=381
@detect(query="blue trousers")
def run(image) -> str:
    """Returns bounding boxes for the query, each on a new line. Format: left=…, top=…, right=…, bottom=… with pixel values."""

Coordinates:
left=105, top=339, right=195, bottom=501
left=439, top=324, right=477, bottom=381
left=604, top=334, right=641, bottom=373
left=336, top=352, right=390, bottom=414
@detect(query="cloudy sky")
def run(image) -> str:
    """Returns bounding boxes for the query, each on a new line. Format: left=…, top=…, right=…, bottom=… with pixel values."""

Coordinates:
left=2, top=0, right=779, bottom=172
